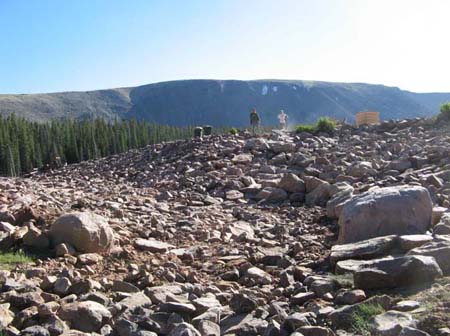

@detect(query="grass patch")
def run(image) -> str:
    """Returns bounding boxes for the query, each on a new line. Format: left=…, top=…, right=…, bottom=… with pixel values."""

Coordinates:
left=295, top=117, right=336, bottom=135
left=0, top=251, right=34, bottom=270
left=413, top=278, right=450, bottom=333
left=329, top=273, right=354, bottom=288
left=351, top=303, right=385, bottom=335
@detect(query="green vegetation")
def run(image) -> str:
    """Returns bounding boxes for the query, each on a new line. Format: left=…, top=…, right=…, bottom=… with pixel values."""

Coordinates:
left=295, top=117, right=336, bottom=135
left=437, top=102, right=450, bottom=123
left=329, top=273, right=354, bottom=288
left=229, top=127, right=239, bottom=135
left=295, top=123, right=316, bottom=134
left=0, top=114, right=195, bottom=176
left=351, top=303, right=385, bottom=335
left=0, top=251, right=34, bottom=270
left=316, top=117, right=337, bottom=134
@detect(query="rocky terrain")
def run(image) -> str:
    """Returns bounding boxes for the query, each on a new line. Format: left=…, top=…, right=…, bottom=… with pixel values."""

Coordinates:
left=2, top=79, right=450, bottom=125
left=0, top=118, right=450, bottom=335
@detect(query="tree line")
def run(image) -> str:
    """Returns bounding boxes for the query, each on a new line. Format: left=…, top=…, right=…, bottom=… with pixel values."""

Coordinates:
left=0, top=114, right=195, bottom=176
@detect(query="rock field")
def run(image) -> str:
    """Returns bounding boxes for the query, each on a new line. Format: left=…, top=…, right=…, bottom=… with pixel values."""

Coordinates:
left=0, top=118, right=450, bottom=335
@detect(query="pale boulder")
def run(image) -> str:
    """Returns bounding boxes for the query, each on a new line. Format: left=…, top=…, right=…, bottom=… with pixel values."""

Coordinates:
left=49, top=212, right=114, bottom=253
left=338, top=186, right=432, bottom=243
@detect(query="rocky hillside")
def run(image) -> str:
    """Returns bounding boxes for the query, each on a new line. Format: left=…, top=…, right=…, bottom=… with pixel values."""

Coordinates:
left=1, top=80, right=450, bottom=125
left=0, top=119, right=450, bottom=335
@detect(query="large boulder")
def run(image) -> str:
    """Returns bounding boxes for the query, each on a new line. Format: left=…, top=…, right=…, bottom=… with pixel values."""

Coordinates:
left=353, top=255, right=442, bottom=290
left=49, top=212, right=114, bottom=253
left=338, top=186, right=432, bottom=243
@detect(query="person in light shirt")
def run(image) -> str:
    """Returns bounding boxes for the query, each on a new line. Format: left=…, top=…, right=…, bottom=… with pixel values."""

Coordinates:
left=278, top=110, right=288, bottom=130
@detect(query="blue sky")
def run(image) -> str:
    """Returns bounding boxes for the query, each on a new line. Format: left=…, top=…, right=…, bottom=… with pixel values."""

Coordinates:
left=0, top=0, right=449, bottom=94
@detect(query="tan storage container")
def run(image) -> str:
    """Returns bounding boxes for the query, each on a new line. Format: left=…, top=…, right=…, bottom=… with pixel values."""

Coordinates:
left=355, top=111, right=380, bottom=127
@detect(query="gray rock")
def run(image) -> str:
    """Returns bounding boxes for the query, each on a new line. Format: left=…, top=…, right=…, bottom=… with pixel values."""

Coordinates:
left=0, top=303, right=13, bottom=328
left=305, top=181, right=331, bottom=206
left=9, top=292, right=44, bottom=310
left=55, top=243, right=76, bottom=257
left=283, top=312, right=313, bottom=332
left=58, top=301, right=111, bottom=332
left=23, top=226, right=49, bottom=250
left=335, top=257, right=394, bottom=274
left=168, top=322, right=201, bottom=336
left=407, top=240, right=450, bottom=274
left=399, top=327, right=431, bottom=336
left=392, top=300, right=421, bottom=312
left=118, top=292, right=152, bottom=312
left=369, top=311, right=416, bottom=336
left=330, top=235, right=397, bottom=266
left=244, top=267, right=272, bottom=285
left=386, top=159, right=412, bottom=172
left=310, top=278, right=336, bottom=297
left=298, top=326, right=334, bottom=336
left=112, top=280, right=140, bottom=293
left=434, top=224, right=450, bottom=235
left=232, top=154, right=253, bottom=164
left=256, top=187, right=288, bottom=203
left=134, top=238, right=174, bottom=253
left=161, top=302, right=196, bottom=314
left=290, top=292, right=316, bottom=305
left=278, top=173, right=305, bottom=193
left=326, top=183, right=354, bottom=218
left=398, top=235, right=433, bottom=251
left=197, top=320, right=220, bottom=336
left=54, top=277, right=72, bottom=296
left=335, top=289, right=366, bottom=305
left=354, top=255, right=442, bottom=290
left=20, top=326, right=50, bottom=336
left=230, top=293, right=257, bottom=313
left=49, top=212, right=114, bottom=253
left=338, top=186, right=432, bottom=243
left=348, top=161, right=377, bottom=178
left=328, top=295, right=393, bottom=328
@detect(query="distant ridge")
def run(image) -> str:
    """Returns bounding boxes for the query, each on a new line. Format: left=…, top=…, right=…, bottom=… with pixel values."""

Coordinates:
left=1, top=79, right=450, bottom=126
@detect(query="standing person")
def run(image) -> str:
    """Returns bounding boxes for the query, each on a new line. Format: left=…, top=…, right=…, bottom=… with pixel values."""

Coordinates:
left=249, top=108, right=260, bottom=135
left=278, top=110, right=288, bottom=130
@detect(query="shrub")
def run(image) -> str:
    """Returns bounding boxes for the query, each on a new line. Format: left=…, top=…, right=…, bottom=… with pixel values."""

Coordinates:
left=437, top=102, right=450, bottom=123
left=351, top=303, right=385, bottom=335
left=295, top=124, right=316, bottom=134
left=229, top=127, right=239, bottom=135
left=295, top=117, right=336, bottom=135
left=316, top=117, right=336, bottom=134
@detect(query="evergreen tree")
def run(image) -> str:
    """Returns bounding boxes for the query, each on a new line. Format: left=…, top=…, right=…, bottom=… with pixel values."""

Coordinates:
left=0, top=116, right=196, bottom=176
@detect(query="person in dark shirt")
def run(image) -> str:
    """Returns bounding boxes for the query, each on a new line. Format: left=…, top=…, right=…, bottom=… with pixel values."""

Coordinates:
left=250, top=108, right=260, bottom=135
